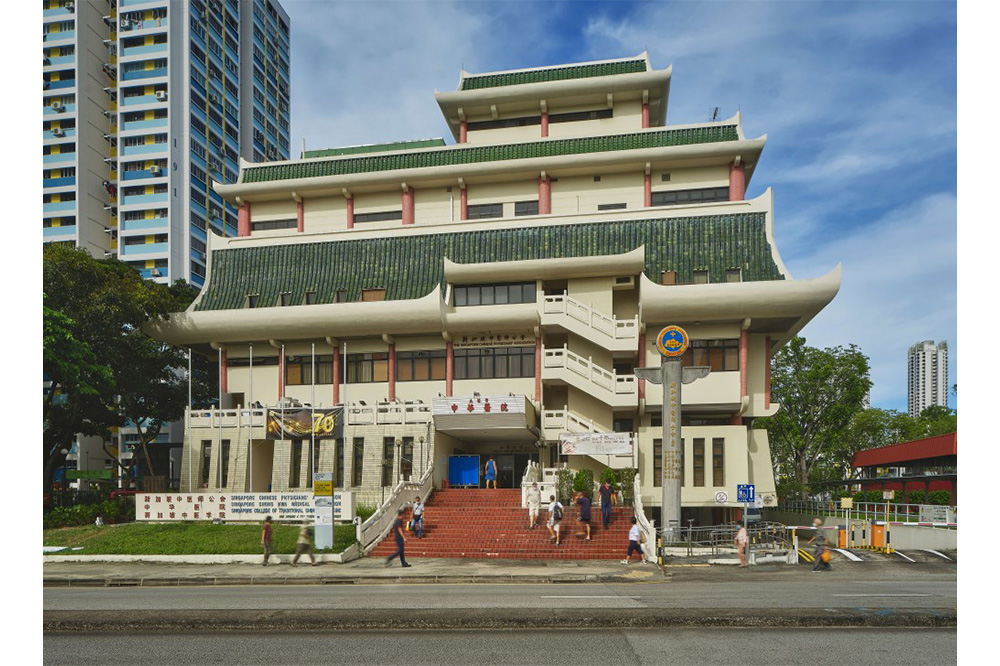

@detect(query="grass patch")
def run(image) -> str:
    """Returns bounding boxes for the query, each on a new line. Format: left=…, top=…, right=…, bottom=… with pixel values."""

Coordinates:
left=43, top=522, right=358, bottom=555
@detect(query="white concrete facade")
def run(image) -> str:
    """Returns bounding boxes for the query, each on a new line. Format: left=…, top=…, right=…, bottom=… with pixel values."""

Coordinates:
left=907, top=340, right=949, bottom=418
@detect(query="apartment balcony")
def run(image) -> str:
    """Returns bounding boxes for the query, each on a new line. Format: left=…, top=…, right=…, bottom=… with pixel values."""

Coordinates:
left=185, top=401, right=433, bottom=432
left=121, top=142, right=167, bottom=156
left=121, top=216, right=168, bottom=232
left=541, top=408, right=601, bottom=439
left=43, top=225, right=77, bottom=239
left=45, top=55, right=75, bottom=67
left=119, top=18, right=169, bottom=33
left=121, top=94, right=165, bottom=107
left=43, top=176, right=76, bottom=189
left=542, top=346, right=638, bottom=409
left=120, top=241, right=168, bottom=257
left=122, top=67, right=167, bottom=81
left=43, top=152, right=76, bottom=165
left=43, top=201, right=77, bottom=215
left=120, top=43, right=168, bottom=59
left=43, top=128, right=75, bottom=141
left=43, top=30, right=76, bottom=42
left=121, top=118, right=168, bottom=133
left=43, top=6, right=74, bottom=18
left=45, top=78, right=76, bottom=91
left=44, top=103, right=76, bottom=116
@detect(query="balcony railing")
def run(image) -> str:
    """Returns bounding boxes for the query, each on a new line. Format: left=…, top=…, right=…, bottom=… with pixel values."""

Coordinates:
left=186, top=401, right=433, bottom=430
left=543, top=346, right=637, bottom=395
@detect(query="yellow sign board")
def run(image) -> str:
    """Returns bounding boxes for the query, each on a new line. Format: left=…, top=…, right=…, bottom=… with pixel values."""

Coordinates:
left=313, top=480, right=333, bottom=496
left=840, top=497, right=853, bottom=509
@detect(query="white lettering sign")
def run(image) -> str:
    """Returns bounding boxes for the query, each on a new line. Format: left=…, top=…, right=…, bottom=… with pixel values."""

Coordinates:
left=559, top=432, right=632, bottom=456
left=137, top=491, right=355, bottom=522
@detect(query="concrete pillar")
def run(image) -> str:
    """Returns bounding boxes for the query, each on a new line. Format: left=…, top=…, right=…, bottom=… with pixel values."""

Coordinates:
left=642, top=102, right=650, bottom=129
left=238, top=201, right=251, bottom=237
left=387, top=342, right=396, bottom=401
left=446, top=340, right=454, bottom=397
left=764, top=336, right=772, bottom=409
left=220, top=348, right=228, bottom=394
left=534, top=337, right=542, bottom=402
left=644, top=172, right=652, bottom=207
left=541, top=111, right=549, bottom=137
left=538, top=175, right=551, bottom=215
left=296, top=199, right=304, bottom=232
left=637, top=332, right=646, bottom=400
left=729, top=161, right=746, bottom=201
left=278, top=346, right=285, bottom=399
left=460, top=186, right=468, bottom=221
left=459, top=120, right=467, bottom=144
left=346, top=196, right=354, bottom=229
left=332, top=347, right=341, bottom=405
left=402, top=186, right=414, bottom=225
left=740, top=328, right=748, bottom=400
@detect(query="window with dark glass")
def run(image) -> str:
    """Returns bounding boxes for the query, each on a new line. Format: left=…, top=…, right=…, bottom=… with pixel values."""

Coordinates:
left=453, top=282, right=535, bottom=307
left=336, top=439, right=345, bottom=488
left=597, top=203, right=627, bottom=211
left=653, top=439, right=662, bottom=488
left=289, top=440, right=302, bottom=488
left=354, top=209, right=402, bottom=223
left=218, top=440, right=230, bottom=487
left=712, top=438, right=725, bottom=487
left=514, top=200, right=539, bottom=216
left=251, top=218, right=296, bottom=231
left=453, top=346, right=535, bottom=380
left=381, top=437, right=395, bottom=487
left=680, top=340, right=740, bottom=372
left=346, top=352, right=389, bottom=383
left=352, top=437, right=364, bottom=486
left=396, top=350, right=447, bottom=382
left=201, top=441, right=212, bottom=487
left=400, top=437, right=413, bottom=481
left=467, top=203, right=504, bottom=220
left=286, top=355, right=334, bottom=385
left=549, top=108, right=613, bottom=123
left=693, top=438, right=705, bottom=487
left=650, top=187, right=729, bottom=207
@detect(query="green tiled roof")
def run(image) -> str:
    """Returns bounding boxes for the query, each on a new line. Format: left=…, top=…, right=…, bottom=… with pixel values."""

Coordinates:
left=195, top=213, right=782, bottom=312
left=243, top=125, right=739, bottom=184
left=460, top=60, right=648, bottom=90
left=302, top=138, right=446, bottom=159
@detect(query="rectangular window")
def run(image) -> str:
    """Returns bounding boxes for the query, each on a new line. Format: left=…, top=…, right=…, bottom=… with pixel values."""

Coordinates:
left=514, top=200, right=539, bottom=216
left=467, top=115, right=541, bottom=131
left=597, top=203, right=627, bottom=211
left=725, top=267, right=742, bottom=283
left=453, top=282, right=535, bottom=307
left=549, top=108, right=613, bottom=123
left=400, top=437, right=413, bottom=482
left=712, top=438, right=725, bottom=487
left=289, top=440, right=302, bottom=488
left=361, top=288, right=386, bottom=302
left=345, top=352, right=389, bottom=383
left=352, top=437, right=364, bottom=486
left=354, top=210, right=402, bottom=223
left=467, top=203, right=503, bottom=220
left=650, top=187, right=729, bottom=207
left=653, top=439, right=662, bottom=488
left=681, top=340, right=740, bottom=372
left=336, top=439, right=345, bottom=488
left=693, top=270, right=709, bottom=284
left=218, top=440, right=230, bottom=487
left=453, top=346, right=535, bottom=380
left=693, top=438, right=705, bottom=487
left=251, top=218, right=296, bottom=231
left=201, top=441, right=212, bottom=488
left=286, top=355, right=334, bottom=385
left=396, top=350, right=447, bottom=382
left=381, top=437, right=395, bottom=487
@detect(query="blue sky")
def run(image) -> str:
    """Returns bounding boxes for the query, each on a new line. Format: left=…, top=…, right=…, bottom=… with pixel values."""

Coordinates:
left=282, top=0, right=958, bottom=413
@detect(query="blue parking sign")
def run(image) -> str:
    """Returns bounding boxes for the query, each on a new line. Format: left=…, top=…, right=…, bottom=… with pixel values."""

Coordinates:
left=737, top=484, right=755, bottom=503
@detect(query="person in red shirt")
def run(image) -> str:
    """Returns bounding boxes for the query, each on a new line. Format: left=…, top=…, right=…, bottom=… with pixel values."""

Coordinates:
left=261, top=515, right=273, bottom=566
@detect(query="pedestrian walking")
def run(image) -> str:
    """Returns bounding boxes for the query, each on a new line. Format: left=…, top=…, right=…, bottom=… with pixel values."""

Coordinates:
left=547, top=495, right=563, bottom=545
left=291, top=521, right=317, bottom=567
left=807, top=517, right=831, bottom=572
left=485, top=456, right=497, bottom=489
left=574, top=492, right=592, bottom=540
left=598, top=479, right=616, bottom=529
left=412, top=496, right=424, bottom=539
left=385, top=508, right=412, bottom=568
left=261, top=515, right=273, bottom=566
left=735, top=523, right=748, bottom=567
left=525, top=482, right=542, bottom=529
left=622, top=516, right=645, bottom=564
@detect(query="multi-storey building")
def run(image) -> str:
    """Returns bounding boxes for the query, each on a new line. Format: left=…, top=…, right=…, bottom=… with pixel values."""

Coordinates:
left=907, top=340, right=949, bottom=418
left=150, top=54, right=840, bottom=524
left=43, top=0, right=291, bottom=488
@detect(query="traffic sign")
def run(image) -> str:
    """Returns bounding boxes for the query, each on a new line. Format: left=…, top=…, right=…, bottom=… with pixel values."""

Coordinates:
left=715, top=491, right=728, bottom=504
left=737, top=484, right=755, bottom=503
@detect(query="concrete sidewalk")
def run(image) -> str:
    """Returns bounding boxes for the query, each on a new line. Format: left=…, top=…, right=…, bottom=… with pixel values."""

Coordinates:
left=43, top=554, right=671, bottom=587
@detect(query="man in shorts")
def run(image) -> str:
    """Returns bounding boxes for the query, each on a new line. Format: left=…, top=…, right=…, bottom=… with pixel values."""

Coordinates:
left=574, top=491, right=592, bottom=540
left=547, top=494, right=563, bottom=545
left=622, top=517, right=645, bottom=564
left=525, top=482, right=541, bottom=529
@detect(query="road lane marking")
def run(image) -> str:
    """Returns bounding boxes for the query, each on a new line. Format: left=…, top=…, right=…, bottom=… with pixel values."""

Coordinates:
left=541, top=596, right=641, bottom=599
left=831, top=594, right=931, bottom=597
left=924, top=550, right=953, bottom=561
left=834, top=548, right=863, bottom=561
left=895, top=551, right=916, bottom=563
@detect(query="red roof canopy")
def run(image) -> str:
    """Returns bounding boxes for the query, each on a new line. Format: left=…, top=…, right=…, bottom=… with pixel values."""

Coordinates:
left=851, top=432, right=957, bottom=468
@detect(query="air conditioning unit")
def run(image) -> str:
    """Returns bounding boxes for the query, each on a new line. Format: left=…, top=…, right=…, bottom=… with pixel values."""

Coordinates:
left=51, top=101, right=65, bottom=111
left=150, top=166, right=163, bottom=176
left=155, top=90, right=167, bottom=101
left=52, top=128, right=65, bottom=137
left=66, top=3, right=75, bottom=12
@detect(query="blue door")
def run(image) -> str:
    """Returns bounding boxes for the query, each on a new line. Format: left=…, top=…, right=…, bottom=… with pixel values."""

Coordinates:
left=448, top=455, right=480, bottom=487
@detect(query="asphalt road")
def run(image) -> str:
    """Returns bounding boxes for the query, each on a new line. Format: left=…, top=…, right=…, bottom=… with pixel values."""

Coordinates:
left=42, top=627, right=958, bottom=666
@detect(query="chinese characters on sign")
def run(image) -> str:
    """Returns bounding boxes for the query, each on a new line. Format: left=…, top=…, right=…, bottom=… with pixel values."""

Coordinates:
left=137, top=492, right=355, bottom=522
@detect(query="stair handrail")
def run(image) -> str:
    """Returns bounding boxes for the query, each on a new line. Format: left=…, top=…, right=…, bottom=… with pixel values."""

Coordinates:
left=541, top=293, right=638, bottom=341
left=358, top=464, right=435, bottom=554
left=632, top=472, right=656, bottom=563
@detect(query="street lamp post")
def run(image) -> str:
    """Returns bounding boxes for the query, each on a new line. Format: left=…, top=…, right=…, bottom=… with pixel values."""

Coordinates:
left=60, top=448, right=69, bottom=492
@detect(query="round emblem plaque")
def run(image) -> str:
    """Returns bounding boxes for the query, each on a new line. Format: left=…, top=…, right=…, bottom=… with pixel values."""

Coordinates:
left=656, top=325, right=690, bottom=357
left=715, top=491, right=728, bottom=504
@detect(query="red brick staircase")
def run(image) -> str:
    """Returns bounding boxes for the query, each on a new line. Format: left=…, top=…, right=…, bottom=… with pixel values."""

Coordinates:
left=369, top=488, right=633, bottom=560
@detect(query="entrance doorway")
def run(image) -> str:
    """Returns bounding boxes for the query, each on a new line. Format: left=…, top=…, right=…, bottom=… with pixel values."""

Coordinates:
left=483, top=453, right=535, bottom=489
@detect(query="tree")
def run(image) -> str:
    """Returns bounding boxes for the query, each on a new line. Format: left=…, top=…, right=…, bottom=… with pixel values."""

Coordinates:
left=912, top=404, right=957, bottom=439
left=43, top=245, right=215, bottom=493
left=756, top=336, right=872, bottom=498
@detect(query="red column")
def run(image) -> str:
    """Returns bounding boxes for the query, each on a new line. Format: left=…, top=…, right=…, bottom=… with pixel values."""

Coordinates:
left=296, top=199, right=304, bottom=232
left=220, top=349, right=228, bottom=394
left=541, top=111, right=549, bottom=137
left=459, top=120, right=467, bottom=144
left=460, top=187, right=468, bottom=221
left=387, top=342, right=396, bottom=401
left=534, top=338, right=542, bottom=402
left=739, top=328, right=748, bottom=401
left=238, top=201, right=251, bottom=237
left=642, top=102, right=650, bottom=129
left=402, top=187, right=414, bottom=225
left=346, top=197, right=354, bottom=229
left=445, top=340, right=454, bottom=397
left=637, top=332, right=646, bottom=401
left=538, top=175, right=551, bottom=214
left=278, top=347, right=285, bottom=399
left=644, top=172, right=652, bottom=207
left=332, top=347, right=341, bottom=405
left=764, top=336, right=772, bottom=409
left=729, top=162, right=746, bottom=201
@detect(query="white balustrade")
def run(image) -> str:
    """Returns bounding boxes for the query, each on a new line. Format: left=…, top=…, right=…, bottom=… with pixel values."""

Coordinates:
left=542, top=294, right=638, bottom=344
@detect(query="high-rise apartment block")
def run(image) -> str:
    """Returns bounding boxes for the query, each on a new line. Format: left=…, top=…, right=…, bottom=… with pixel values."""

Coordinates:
left=43, top=0, right=290, bottom=489
left=43, top=0, right=291, bottom=289
left=907, top=340, right=948, bottom=418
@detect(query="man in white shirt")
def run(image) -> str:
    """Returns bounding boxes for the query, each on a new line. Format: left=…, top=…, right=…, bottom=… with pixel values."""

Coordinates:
left=412, top=496, right=424, bottom=539
left=547, top=495, right=563, bottom=545
left=622, top=517, right=645, bottom=564
left=526, top=482, right=541, bottom=529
